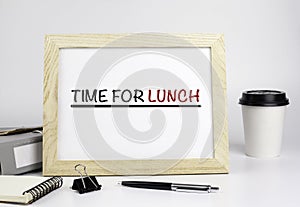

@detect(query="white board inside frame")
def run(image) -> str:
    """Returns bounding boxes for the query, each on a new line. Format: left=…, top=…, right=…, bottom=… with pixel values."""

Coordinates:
left=43, top=33, right=229, bottom=176
left=57, top=47, right=213, bottom=160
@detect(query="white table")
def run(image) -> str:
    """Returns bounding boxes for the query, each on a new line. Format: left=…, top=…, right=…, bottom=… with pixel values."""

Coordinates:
left=2, top=141, right=299, bottom=207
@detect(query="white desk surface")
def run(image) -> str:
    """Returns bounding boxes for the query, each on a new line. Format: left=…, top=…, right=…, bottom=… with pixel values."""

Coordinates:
left=1, top=142, right=299, bottom=207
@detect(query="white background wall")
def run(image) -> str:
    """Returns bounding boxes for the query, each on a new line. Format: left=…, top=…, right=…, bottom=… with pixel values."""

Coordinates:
left=0, top=0, right=299, bottom=151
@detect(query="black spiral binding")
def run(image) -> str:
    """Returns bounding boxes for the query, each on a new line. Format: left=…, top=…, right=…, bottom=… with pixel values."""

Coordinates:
left=22, top=177, right=63, bottom=204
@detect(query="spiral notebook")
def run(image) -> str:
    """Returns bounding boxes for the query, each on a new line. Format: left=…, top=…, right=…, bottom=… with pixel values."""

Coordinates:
left=0, top=176, right=63, bottom=204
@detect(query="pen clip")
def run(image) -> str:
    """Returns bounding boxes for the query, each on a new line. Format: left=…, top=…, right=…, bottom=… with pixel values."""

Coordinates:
left=171, top=184, right=219, bottom=193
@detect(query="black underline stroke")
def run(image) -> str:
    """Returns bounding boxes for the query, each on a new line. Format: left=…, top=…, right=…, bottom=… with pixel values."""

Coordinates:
left=71, top=104, right=201, bottom=108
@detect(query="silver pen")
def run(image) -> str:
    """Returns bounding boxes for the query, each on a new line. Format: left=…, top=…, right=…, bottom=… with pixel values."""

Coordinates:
left=119, top=181, right=219, bottom=193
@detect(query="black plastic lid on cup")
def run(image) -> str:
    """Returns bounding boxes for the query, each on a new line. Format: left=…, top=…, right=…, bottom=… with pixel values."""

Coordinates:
left=239, top=90, right=289, bottom=107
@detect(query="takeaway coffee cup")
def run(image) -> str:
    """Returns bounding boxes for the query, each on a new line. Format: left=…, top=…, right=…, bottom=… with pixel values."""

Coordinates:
left=239, top=90, right=289, bottom=158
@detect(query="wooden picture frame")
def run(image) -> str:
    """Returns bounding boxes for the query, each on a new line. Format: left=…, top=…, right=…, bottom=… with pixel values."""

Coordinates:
left=43, top=33, right=228, bottom=176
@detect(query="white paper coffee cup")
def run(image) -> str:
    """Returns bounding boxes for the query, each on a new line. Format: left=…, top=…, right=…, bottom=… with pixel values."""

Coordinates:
left=239, top=90, right=289, bottom=158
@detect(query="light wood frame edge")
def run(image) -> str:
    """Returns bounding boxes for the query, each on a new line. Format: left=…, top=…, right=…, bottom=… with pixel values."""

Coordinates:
left=43, top=33, right=228, bottom=176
